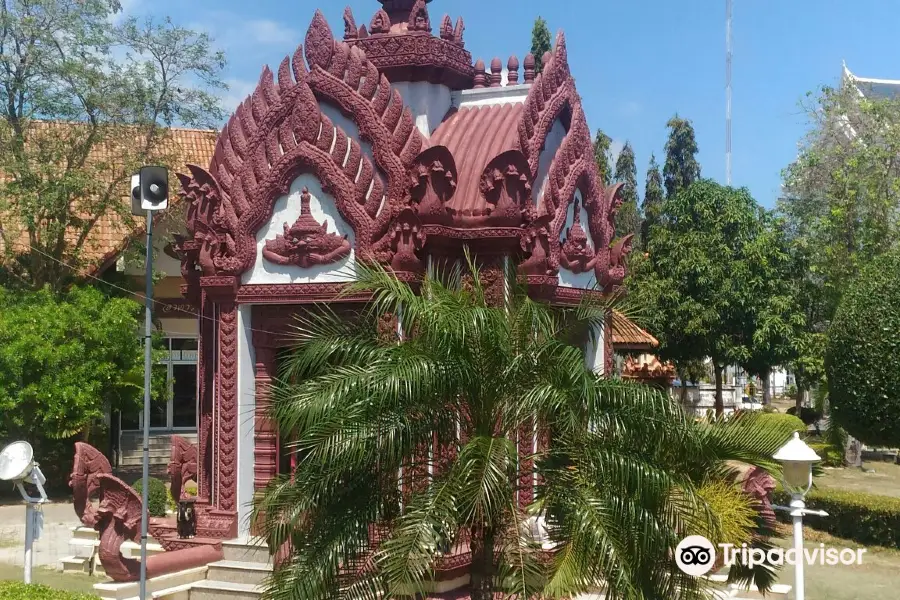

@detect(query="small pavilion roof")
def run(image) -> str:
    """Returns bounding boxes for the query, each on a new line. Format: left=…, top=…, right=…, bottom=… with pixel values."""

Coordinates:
left=611, top=310, right=659, bottom=350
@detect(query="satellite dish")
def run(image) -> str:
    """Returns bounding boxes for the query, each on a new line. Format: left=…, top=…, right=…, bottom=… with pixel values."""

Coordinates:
left=0, top=441, right=35, bottom=482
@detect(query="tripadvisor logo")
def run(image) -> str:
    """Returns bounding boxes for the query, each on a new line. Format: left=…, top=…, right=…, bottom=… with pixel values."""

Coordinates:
left=675, top=535, right=867, bottom=577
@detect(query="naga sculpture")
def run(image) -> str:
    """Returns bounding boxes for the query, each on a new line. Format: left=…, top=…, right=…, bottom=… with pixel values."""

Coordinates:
left=262, top=187, right=352, bottom=268
left=740, top=465, right=778, bottom=530
left=94, top=474, right=222, bottom=582
left=69, top=442, right=112, bottom=528
left=167, top=435, right=198, bottom=502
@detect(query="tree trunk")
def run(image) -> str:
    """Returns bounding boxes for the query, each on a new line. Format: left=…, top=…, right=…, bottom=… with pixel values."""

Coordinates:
left=762, top=370, right=772, bottom=406
left=795, top=385, right=804, bottom=413
left=844, top=436, right=863, bottom=469
left=713, top=360, right=724, bottom=417
left=470, top=525, right=495, bottom=600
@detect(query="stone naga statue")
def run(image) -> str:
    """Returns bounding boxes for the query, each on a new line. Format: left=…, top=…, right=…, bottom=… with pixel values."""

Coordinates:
left=94, top=474, right=222, bottom=582
left=167, top=435, right=198, bottom=502
left=69, top=442, right=113, bottom=528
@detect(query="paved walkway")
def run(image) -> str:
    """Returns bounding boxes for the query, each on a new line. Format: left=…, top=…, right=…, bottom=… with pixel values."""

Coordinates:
left=0, top=502, right=80, bottom=568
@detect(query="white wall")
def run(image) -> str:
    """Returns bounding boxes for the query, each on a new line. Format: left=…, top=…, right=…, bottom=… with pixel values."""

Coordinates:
left=392, top=81, right=452, bottom=137
left=236, top=305, right=256, bottom=538
left=533, top=118, right=567, bottom=215
left=242, top=173, right=356, bottom=285
left=584, top=322, right=605, bottom=375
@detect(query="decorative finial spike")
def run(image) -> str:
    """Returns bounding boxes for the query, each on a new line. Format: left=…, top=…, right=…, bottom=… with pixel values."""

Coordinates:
left=523, top=53, right=536, bottom=83
left=474, top=59, right=486, bottom=88
left=507, top=55, right=519, bottom=85
left=490, top=57, right=502, bottom=87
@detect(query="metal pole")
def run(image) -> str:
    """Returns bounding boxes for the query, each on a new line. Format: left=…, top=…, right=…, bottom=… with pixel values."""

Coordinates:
left=726, top=0, right=733, bottom=185
left=139, top=211, right=154, bottom=600
left=23, top=504, right=33, bottom=584
left=791, top=493, right=805, bottom=600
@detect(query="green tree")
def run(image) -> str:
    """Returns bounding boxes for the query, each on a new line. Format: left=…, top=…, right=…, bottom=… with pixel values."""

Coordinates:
left=631, top=180, right=780, bottom=415
left=592, top=129, right=613, bottom=187
left=826, top=248, right=900, bottom=447
left=613, top=141, right=641, bottom=241
left=0, top=285, right=166, bottom=441
left=663, top=115, right=701, bottom=199
left=530, top=16, right=552, bottom=74
left=738, top=216, right=806, bottom=406
left=255, top=261, right=793, bottom=600
left=641, top=153, right=664, bottom=243
left=0, top=1, right=226, bottom=291
left=780, top=82, right=900, bottom=396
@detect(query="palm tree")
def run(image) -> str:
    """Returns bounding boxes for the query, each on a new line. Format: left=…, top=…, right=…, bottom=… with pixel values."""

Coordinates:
left=253, top=258, right=796, bottom=600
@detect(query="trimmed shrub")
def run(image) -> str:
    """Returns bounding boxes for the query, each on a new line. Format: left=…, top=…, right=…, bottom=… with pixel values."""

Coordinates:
left=753, top=412, right=806, bottom=433
left=0, top=582, right=97, bottom=599
left=826, top=248, right=900, bottom=447
left=132, top=477, right=169, bottom=517
left=773, top=488, right=900, bottom=549
left=808, top=442, right=843, bottom=467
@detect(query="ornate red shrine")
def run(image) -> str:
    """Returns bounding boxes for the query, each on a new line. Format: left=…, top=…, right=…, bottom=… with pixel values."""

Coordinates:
left=170, top=0, right=630, bottom=579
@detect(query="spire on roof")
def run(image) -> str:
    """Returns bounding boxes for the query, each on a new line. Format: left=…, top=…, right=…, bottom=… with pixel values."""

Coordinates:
left=379, top=0, right=432, bottom=26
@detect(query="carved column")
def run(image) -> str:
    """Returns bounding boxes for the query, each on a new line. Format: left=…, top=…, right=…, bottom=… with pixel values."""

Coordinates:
left=197, top=276, right=240, bottom=539
left=216, top=301, right=239, bottom=514
left=196, top=290, right=215, bottom=504
left=252, top=341, right=278, bottom=493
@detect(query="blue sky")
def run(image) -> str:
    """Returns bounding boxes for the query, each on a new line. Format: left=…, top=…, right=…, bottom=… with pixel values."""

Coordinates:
left=127, top=0, right=900, bottom=209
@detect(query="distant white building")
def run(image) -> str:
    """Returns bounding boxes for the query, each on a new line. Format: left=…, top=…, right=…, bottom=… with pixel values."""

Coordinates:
left=842, top=61, right=900, bottom=100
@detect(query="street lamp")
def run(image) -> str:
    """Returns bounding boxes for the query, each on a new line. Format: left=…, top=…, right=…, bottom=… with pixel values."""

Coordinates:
left=0, top=441, right=48, bottom=584
left=773, top=431, right=823, bottom=600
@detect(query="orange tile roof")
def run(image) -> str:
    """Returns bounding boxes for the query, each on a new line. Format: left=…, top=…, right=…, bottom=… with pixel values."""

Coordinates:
left=611, top=310, right=659, bottom=349
left=0, top=122, right=217, bottom=276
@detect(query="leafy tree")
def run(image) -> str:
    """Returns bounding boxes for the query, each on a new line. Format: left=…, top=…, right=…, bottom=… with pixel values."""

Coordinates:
left=0, top=285, right=166, bottom=443
left=592, top=129, right=613, bottom=187
left=663, top=115, right=701, bottom=199
left=738, top=216, right=806, bottom=406
left=530, top=16, right=552, bottom=74
left=255, top=261, right=794, bottom=600
left=825, top=248, right=900, bottom=447
left=641, top=153, right=664, bottom=243
left=630, top=180, right=783, bottom=415
left=0, top=1, right=226, bottom=291
left=613, top=141, right=641, bottom=241
left=780, top=82, right=900, bottom=400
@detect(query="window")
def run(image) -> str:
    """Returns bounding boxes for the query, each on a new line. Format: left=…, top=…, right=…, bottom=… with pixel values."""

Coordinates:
left=122, top=337, right=198, bottom=431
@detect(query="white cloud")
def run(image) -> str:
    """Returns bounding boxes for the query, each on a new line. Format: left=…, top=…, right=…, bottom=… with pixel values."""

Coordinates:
left=220, top=78, right=258, bottom=115
left=244, top=19, right=298, bottom=47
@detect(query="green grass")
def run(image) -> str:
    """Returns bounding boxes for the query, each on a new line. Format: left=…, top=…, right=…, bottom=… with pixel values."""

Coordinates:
left=770, top=530, right=900, bottom=600
left=0, top=535, right=17, bottom=550
left=0, top=565, right=97, bottom=595
left=815, top=461, right=900, bottom=498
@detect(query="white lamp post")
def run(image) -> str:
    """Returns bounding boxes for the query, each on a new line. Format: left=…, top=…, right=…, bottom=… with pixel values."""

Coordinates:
left=773, top=431, right=822, bottom=600
left=0, top=441, right=48, bottom=585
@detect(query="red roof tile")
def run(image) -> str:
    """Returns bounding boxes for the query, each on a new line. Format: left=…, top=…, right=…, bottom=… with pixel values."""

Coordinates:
left=430, top=103, right=523, bottom=217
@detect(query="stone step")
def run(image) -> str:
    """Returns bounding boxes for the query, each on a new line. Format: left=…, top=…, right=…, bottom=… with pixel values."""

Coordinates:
left=59, top=555, right=92, bottom=575
left=206, top=560, right=272, bottom=586
left=221, top=539, right=272, bottom=565
left=93, top=566, right=208, bottom=600
left=121, top=540, right=166, bottom=559
left=190, top=580, right=263, bottom=600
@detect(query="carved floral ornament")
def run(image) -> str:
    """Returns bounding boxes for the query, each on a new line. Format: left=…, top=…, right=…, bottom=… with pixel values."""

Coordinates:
left=174, top=13, right=629, bottom=296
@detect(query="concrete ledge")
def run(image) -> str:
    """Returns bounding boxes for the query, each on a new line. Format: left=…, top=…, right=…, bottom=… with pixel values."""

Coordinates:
left=93, top=566, right=208, bottom=600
